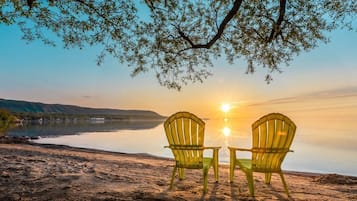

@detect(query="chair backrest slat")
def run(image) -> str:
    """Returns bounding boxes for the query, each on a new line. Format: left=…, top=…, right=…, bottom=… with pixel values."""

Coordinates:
left=191, top=120, right=198, bottom=145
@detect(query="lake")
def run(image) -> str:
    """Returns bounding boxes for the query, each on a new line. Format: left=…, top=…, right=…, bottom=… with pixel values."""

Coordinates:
left=4, top=118, right=357, bottom=176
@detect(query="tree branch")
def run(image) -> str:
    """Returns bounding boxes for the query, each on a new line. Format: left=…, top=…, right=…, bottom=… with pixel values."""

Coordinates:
left=178, top=0, right=243, bottom=49
left=267, top=0, right=286, bottom=42
left=74, top=0, right=111, bottom=24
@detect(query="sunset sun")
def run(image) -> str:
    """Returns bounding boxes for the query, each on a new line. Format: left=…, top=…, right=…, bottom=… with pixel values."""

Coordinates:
left=221, top=103, right=231, bottom=113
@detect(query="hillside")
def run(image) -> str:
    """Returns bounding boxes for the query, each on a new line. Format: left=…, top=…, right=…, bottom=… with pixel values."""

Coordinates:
left=0, top=98, right=164, bottom=119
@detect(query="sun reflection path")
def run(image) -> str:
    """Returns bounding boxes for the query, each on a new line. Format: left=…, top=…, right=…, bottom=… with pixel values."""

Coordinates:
left=222, top=127, right=231, bottom=137
left=221, top=126, right=231, bottom=157
left=220, top=103, right=233, bottom=157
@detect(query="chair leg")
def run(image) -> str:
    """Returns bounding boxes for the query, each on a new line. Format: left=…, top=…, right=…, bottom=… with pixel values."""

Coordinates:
left=213, top=149, right=219, bottom=182
left=246, top=172, right=255, bottom=197
left=213, top=163, right=219, bottom=182
left=265, top=173, right=272, bottom=184
left=170, top=167, right=177, bottom=189
left=178, top=168, right=185, bottom=180
left=229, top=150, right=236, bottom=183
left=279, top=172, right=290, bottom=197
left=229, top=163, right=235, bottom=183
left=203, top=168, right=209, bottom=193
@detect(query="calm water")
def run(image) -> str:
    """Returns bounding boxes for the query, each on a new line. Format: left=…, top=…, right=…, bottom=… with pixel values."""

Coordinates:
left=5, top=118, right=357, bottom=176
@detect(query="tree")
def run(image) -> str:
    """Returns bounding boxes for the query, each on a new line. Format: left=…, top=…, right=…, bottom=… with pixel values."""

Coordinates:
left=0, top=108, right=16, bottom=124
left=1, top=0, right=356, bottom=90
left=0, top=109, right=17, bottom=134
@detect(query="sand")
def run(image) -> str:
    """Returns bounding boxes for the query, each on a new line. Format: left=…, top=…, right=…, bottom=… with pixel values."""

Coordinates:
left=0, top=142, right=356, bottom=201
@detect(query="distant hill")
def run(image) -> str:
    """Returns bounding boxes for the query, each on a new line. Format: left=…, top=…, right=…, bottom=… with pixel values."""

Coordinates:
left=0, top=98, right=165, bottom=119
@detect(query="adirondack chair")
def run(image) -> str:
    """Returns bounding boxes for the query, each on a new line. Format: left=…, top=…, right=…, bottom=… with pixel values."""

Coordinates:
left=164, top=111, right=220, bottom=193
left=228, top=113, right=297, bottom=197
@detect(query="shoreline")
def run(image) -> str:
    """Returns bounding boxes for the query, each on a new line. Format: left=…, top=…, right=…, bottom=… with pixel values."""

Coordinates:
left=2, top=135, right=355, bottom=177
left=0, top=140, right=356, bottom=200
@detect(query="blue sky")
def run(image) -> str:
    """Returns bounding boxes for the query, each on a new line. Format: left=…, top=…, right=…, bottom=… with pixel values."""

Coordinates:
left=1, top=21, right=357, bottom=118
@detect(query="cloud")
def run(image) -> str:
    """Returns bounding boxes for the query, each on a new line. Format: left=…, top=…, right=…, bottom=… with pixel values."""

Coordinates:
left=303, top=86, right=357, bottom=99
left=248, top=86, right=357, bottom=107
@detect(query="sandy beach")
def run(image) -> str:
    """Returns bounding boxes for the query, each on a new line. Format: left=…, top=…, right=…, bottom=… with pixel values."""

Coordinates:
left=0, top=140, right=356, bottom=201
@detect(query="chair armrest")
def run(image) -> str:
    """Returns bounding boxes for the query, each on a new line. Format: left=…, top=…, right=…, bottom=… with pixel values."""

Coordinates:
left=203, top=146, right=221, bottom=150
left=228, top=147, right=251, bottom=161
left=228, top=146, right=252, bottom=152
left=203, top=146, right=220, bottom=160
left=164, top=145, right=204, bottom=150
left=203, top=147, right=221, bottom=161
left=251, top=148, right=293, bottom=153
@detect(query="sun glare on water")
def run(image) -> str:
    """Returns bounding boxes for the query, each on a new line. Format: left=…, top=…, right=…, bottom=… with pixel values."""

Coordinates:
left=222, top=127, right=231, bottom=136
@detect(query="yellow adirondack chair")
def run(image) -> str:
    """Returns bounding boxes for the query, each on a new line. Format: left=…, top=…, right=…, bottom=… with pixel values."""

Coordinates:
left=164, top=111, right=220, bottom=193
left=228, top=113, right=296, bottom=197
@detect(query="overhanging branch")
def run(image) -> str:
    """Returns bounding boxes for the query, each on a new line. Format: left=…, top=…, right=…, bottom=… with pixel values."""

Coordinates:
left=178, top=0, right=243, bottom=49
left=267, top=0, right=287, bottom=42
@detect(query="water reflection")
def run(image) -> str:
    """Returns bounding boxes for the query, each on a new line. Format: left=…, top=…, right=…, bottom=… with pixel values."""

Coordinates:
left=5, top=120, right=163, bottom=137
left=0, top=122, right=17, bottom=137
left=222, top=127, right=231, bottom=137
left=4, top=118, right=356, bottom=176
left=34, top=124, right=170, bottom=157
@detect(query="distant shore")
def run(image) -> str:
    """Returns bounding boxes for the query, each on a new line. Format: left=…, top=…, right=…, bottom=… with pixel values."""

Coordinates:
left=0, top=138, right=356, bottom=200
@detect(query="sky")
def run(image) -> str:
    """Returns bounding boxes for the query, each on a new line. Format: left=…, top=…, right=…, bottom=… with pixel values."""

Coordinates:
left=1, top=14, right=357, bottom=119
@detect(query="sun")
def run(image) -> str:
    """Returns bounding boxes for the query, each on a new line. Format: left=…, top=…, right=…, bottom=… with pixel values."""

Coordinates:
left=221, top=103, right=231, bottom=113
